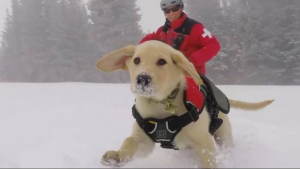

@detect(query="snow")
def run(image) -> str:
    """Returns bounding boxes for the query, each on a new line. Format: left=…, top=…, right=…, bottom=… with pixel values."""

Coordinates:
left=0, top=83, right=299, bottom=168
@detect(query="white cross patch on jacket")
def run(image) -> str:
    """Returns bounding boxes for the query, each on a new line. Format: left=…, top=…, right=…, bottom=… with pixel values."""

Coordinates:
left=202, top=28, right=213, bottom=39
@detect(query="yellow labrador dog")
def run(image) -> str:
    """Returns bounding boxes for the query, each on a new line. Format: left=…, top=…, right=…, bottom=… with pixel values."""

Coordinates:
left=96, top=40, right=273, bottom=168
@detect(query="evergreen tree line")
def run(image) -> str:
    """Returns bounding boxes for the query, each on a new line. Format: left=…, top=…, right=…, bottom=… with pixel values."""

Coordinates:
left=186, top=0, right=300, bottom=85
left=0, top=0, right=143, bottom=83
left=0, top=0, right=299, bottom=85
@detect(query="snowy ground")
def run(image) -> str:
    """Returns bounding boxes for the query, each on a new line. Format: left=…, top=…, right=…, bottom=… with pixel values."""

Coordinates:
left=0, top=83, right=299, bottom=168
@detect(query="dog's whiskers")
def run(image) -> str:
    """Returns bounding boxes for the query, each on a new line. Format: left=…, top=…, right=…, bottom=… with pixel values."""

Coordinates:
left=134, top=83, right=155, bottom=96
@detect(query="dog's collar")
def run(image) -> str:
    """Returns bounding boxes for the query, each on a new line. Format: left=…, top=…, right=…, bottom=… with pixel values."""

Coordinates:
left=148, top=83, right=180, bottom=114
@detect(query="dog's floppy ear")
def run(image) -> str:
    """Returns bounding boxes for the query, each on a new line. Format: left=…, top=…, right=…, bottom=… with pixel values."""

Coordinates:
left=96, top=45, right=136, bottom=72
left=171, top=50, right=203, bottom=85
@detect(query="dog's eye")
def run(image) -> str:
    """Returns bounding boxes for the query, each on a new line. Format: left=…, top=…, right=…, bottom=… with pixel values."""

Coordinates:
left=134, top=57, right=140, bottom=65
left=157, top=59, right=167, bottom=66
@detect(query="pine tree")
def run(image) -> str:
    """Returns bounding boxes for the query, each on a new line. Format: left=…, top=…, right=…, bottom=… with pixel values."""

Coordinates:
left=17, top=0, right=47, bottom=81
left=236, top=0, right=299, bottom=85
left=185, top=0, right=300, bottom=85
left=185, top=0, right=243, bottom=84
left=87, top=0, right=143, bottom=83
left=0, top=0, right=94, bottom=82
left=278, top=0, right=300, bottom=84
left=0, top=0, right=24, bottom=81
left=46, top=0, right=92, bottom=82
left=0, top=10, right=13, bottom=80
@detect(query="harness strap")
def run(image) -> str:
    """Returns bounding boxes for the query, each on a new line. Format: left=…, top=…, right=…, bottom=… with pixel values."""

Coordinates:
left=132, top=92, right=205, bottom=150
left=174, top=18, right=198, bottom=35
left=162, top=15, right=199, bottom=51
left=200, top=84, right=224, bottom=135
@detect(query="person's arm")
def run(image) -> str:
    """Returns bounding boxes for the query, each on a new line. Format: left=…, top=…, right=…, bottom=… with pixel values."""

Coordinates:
left=189, top=24, right=221, bottom=66
left=139, top=27, right=163, bottom=44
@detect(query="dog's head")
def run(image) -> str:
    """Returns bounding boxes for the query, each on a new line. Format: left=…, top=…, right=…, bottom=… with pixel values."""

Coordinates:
left=96, top=40, right=203, bottom=100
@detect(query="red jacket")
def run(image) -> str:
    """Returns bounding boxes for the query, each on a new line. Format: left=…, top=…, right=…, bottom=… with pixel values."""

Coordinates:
left=185, top=76, right=204, bottom=111
left=139, top=13, right=221, bottom=75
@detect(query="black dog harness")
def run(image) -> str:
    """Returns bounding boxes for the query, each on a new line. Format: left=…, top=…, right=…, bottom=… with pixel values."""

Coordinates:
left=132, top=76, right=230, bottom=150
left=132, top=97, right=204, bottom=150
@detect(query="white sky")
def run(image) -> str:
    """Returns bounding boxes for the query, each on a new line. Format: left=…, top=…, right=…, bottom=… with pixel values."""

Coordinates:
left=0, top=0, right=165, bottom=41
left=136, top=0, right=166, bottom=33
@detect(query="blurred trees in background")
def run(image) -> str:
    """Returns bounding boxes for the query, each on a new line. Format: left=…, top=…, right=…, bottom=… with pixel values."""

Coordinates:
left=185, top=0, right=300, bottom=85
left=0, top=0, right=299, bottom=85
left=0, top=0, right=143, bottom=82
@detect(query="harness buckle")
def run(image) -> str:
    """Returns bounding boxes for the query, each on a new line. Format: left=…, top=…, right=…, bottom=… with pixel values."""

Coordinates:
left=188, top=106, right=199, bottom=122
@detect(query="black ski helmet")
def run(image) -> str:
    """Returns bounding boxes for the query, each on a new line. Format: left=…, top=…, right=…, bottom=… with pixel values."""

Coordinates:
left=160, top=0, right=184, bottom=10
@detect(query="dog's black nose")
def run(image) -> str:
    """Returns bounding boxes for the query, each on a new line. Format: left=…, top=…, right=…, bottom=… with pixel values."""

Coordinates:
left=136, top=75, right=152, bottom=86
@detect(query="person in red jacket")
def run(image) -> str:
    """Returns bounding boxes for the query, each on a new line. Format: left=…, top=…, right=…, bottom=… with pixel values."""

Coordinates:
left=139, top=0, right=221, bottom=75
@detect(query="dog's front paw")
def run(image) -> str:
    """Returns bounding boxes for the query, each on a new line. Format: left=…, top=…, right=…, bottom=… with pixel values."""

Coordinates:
left=101, top=150, right=126, bottom=167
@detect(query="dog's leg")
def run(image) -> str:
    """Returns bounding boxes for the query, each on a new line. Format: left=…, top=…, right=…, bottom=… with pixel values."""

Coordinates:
left=214, top=113, right=234, bottom=148
left=101, top=123, right=155, bottom=167
left=191, top=135, right=217, bottom=168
